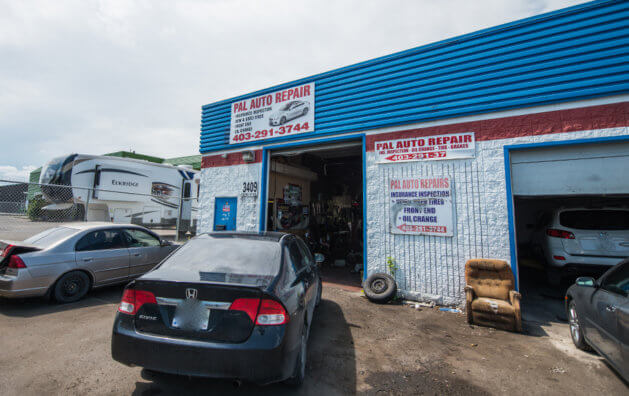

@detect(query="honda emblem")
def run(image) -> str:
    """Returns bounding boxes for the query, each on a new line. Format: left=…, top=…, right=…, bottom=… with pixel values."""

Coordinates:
left=185, top=288, right=198, bottom=299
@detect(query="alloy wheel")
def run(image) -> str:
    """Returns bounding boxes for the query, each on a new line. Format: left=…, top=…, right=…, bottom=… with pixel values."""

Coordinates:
left=569, top=305, right=580, bottom=344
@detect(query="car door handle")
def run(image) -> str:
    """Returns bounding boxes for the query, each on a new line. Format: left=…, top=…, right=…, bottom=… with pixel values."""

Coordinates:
left=82, top=258, right=93, bottom=262
left=132, top=253, right=142, bottom=257
left=606, top=305, right=617, bottom=312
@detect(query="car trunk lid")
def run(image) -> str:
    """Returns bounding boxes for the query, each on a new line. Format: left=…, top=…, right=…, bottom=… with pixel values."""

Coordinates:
left=0, top=240, right=41, bottom=274
left=562, top=230, right=629, bottom=258
left=558, top=210, right=629, bottom=258
left=131, top=279, right=264, bottom=343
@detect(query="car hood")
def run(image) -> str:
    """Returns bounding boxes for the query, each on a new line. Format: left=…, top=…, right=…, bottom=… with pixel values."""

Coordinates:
left=269, top=110, right=286, bottom=119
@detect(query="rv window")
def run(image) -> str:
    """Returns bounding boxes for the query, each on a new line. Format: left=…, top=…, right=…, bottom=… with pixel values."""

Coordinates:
left=76, top=230, right=125, bottom=251
left=124, top=229, right=160, bottom=247
left=183, top=183, right=191, bottom=198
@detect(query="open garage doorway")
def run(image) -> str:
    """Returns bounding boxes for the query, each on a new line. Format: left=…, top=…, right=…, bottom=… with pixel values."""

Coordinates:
left=509, top=138, right=629, bottom=324
left=265, top=140, right=364, bottom=291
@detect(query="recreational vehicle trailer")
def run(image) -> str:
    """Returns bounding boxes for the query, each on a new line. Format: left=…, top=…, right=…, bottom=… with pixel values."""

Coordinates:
left=39, top=154, right=200, bottom=230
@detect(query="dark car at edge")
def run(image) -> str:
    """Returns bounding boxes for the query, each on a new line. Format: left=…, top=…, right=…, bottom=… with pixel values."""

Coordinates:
left=111, top=232, right=322, bottom=386
left=565, top=258, right=629, bottom=383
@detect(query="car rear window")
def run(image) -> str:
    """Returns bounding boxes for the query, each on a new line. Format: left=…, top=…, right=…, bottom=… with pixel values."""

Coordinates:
left=158, top=235, right=282, bottom=281
left=559, top=210, right=629, bottom=230
left=23, top=227, right=77, bottom=247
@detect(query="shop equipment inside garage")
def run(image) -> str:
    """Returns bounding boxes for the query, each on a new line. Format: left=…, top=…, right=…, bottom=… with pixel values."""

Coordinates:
left=510, top=139, right=629, bottom=319
left=267, top=142, right=364, bottom=289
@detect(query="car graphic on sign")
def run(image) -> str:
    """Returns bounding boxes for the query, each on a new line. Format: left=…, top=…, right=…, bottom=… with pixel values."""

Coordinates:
left=269, top=100, right=310, bottom=126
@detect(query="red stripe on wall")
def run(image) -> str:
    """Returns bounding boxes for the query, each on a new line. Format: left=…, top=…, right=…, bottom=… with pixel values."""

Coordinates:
left=201, top=102, right=629, bottom=167
left=202, top=150, right=262, bottom=168
left=365, top=102, right=629, bottom=151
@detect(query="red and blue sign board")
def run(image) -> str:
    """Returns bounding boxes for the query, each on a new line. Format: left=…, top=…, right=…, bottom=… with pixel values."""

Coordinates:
left=214, top=197, right=237, bottom=231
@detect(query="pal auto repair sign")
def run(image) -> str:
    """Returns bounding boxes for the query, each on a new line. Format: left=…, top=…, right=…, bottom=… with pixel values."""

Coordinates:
left=230, top=82, right=315, bottom=144
left=375, top=132, right=475, bottom=163
left=389, top=177, right=454, bottom=237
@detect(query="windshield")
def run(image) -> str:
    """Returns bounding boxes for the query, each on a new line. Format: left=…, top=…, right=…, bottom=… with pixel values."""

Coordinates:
left=24, top=227, right=78, bottom=248
left=40, top=154, right=76, bottom=185
left=156, top=235, right=282, bottom=285
left=560, top=210, right=629, bottom=230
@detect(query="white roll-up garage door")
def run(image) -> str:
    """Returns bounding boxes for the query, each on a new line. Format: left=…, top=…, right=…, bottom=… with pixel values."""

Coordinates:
left=510, top=140, right=629, bottom=196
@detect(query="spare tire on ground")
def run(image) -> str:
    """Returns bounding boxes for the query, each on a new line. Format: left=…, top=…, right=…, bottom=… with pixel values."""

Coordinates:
left=363, top=273, right=397, bottom=304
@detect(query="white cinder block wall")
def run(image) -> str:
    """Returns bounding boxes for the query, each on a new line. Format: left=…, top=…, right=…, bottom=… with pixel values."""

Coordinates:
left=199, top=125, right=629, bottom=306
left=366, top=126, right=629, bottom=305
left=198, top=162, right=262, bottom=233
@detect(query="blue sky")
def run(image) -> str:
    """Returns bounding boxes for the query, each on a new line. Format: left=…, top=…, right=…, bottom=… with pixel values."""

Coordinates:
left=0, top=0, right=585, bottom=181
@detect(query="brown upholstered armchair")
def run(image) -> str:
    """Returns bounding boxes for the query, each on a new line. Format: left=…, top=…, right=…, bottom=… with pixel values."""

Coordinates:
left=465, top=259, right=522, bottom=332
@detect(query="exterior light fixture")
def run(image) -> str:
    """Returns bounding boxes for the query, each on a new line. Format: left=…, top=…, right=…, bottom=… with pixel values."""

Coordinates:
left=242, top=151, right=255, bottom=162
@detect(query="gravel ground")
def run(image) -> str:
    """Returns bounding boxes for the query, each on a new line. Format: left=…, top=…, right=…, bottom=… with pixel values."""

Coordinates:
left=0, top=284, right=626, bottom=395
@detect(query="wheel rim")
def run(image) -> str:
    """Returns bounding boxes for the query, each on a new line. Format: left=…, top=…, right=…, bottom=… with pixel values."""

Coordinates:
left=62, top=276, right=84, bottom=298
left=370, top=278, right=387, bottom=294
left=281, top=117, right=286, bottom=124
left=569, top=305, right=580, bottom=343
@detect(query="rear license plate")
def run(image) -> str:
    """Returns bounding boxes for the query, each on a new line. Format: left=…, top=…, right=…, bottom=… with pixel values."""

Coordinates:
left=172, top=300, right=211, bottom=330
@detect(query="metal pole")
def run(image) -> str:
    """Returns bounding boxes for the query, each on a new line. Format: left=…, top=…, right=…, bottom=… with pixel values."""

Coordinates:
left=175, top=188, right=184, bottom=243
left=84, top=187, right=91, bottom=222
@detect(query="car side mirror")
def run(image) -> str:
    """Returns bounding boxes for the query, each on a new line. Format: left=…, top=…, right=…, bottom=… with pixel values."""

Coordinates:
left=160, top=239, right=170, bottom=247
left=314, top=253, right=325, bottom=264
left=575, top=276, right=596, bottom=287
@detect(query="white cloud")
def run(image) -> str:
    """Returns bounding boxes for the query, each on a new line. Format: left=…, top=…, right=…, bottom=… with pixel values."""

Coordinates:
left=0, top=0, right=586, bottom=169
left=0, top=165, right=37, bottom=182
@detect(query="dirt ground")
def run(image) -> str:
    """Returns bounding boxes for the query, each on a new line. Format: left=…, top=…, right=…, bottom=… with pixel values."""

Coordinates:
left=0, top=284, right=626, bottom=395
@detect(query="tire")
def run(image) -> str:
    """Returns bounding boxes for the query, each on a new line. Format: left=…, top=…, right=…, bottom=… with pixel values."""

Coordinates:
left=140, top=369, right=162, bottom=381
left=363, top=273, right=397, bottom=304
left=280, top=116, right=287, bottom=125
left=568, top=301, right=591, bottom=351
left=285, top=324, right=308, bottom=386
left=302, top=108, right=308, bottom=116
left=315, top=281, right=322, bottom=307
left=53, top=271, right=90, bottom=303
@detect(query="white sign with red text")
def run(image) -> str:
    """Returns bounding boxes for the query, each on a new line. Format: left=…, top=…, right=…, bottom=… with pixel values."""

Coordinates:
left=389, top=177, right=454, bottom=237
left=230, top=82, right=315, bottom=144
left=375, top=132, right=475, bottom=164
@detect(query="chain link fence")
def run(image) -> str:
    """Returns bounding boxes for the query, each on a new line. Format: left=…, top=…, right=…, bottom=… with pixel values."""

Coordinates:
left=0, top=179, right=199, bottom=242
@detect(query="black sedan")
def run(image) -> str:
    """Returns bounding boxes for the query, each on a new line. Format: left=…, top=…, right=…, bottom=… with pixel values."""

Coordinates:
left=111, top=232, right=322, bottom=386
left=565, top=258, right=628, bottom=382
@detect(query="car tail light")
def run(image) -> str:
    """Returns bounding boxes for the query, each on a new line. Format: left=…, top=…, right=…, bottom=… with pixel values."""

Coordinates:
left=117, top=289, right=156, bottom=315
left=8, top=255, right=26, bottom=269
left=256, top=299, right=288, bottom=325
left=229, top=298, right=289, bottom=326
left=229, top=298, right=260, bottom=322
left=546, top=229, right=575, bottom=239
left=553, top=255, right=566, bottom=261
left=1, top=244, right=14, bottom=257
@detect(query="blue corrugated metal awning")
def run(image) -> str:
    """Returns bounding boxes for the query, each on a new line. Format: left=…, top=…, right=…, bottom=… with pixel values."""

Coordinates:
left=200, top=0, right=629, bottom=154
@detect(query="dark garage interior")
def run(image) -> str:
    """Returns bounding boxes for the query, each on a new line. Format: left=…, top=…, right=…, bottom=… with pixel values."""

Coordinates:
left=510, top=140, right=629, bottom=323
left=267, top=142, right=364, bottom=289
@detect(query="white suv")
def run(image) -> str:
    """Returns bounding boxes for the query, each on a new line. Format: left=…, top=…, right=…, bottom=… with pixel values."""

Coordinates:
left=542, top=208, right=629, bottom=285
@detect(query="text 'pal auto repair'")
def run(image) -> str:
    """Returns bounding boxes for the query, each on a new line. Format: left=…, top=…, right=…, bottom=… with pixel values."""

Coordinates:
left=390, top=177, right=454, bottom=237
left=375, top=132, right=475, bottom=163
left=230, top=83, right=315, bottom=144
